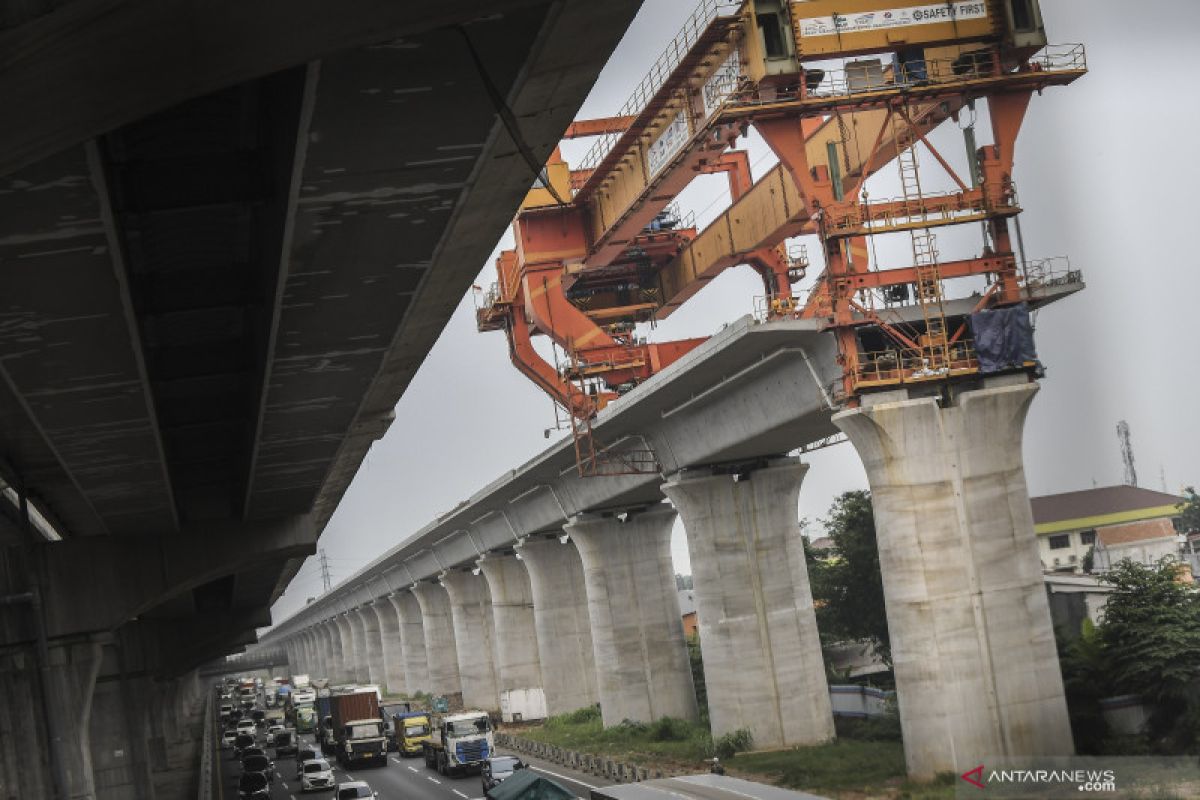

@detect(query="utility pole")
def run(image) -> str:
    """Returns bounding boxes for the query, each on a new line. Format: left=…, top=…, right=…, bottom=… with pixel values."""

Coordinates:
left=318, top=548, right=332, bottom=593
left=1117, top=420, right=1137, bottom=487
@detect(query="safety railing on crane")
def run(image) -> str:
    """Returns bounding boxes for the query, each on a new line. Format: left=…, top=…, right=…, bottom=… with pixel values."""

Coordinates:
left=578, top=0, right=744, bottom=174
left=822, top=185, right=1020, bottom=237
left=1023, top=256, right=1082, bottom=289
left=855, top=340, right=980, bottom=388
left=722, top=44, right=1086, bottom=112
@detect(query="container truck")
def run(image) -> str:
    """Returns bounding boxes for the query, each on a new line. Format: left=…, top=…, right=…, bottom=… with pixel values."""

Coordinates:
left=422, top=710, right=493, bottom=777
left=329, top=691, right=388, bottom=768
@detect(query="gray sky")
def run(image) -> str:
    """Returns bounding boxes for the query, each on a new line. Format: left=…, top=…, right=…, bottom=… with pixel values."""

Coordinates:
left=272, top=0, right=1200, bottom=619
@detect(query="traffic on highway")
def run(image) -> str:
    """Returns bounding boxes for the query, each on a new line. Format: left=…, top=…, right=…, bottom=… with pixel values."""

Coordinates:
left=216, top=675, right=605, bottom=800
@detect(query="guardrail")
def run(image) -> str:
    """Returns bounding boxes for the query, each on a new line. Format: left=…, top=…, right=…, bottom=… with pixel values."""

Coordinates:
left=494, top=732, right=665, bottom=783
left=197, top=695, right=217, bottom=800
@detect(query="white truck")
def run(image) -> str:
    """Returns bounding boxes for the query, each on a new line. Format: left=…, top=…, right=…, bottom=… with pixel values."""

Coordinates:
left=422, top=711, right=493, bottom=777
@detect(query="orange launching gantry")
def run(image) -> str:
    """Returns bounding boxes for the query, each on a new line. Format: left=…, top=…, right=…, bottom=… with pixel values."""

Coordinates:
left=476, top=0, right=1086, bottom=473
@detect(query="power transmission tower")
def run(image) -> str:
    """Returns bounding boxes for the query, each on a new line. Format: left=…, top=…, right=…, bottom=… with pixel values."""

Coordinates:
left=318, top=548, right=332, bottom=592
left=1117, top=420, right=1137, bottom=487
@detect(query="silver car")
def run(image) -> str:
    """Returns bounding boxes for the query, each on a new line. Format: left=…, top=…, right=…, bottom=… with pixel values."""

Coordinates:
left=300, top=758, right=334, bottom=793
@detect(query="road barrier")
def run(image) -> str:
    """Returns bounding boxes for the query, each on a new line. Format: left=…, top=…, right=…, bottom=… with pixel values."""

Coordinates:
left=495, top=733, right=660, bottom=783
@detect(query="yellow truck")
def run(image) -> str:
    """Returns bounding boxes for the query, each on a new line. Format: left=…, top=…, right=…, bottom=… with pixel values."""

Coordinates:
left=391, top=712, right=432, bottom=757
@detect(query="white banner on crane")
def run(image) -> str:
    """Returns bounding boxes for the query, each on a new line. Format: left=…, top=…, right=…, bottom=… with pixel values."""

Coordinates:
left=646, top=111, right=689, bottom=177
left=798, top=1, right=988, bottom=38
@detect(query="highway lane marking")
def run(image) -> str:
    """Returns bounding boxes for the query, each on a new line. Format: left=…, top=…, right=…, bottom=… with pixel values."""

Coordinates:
left=392, top=757, right=403, bottom=764
left=407, top=766, right=419, bottom=772
left=427, top=776, right=442, bottom=784
left=530, top=764, right=600, bottom=791
left=453, top=791, right=468, bottom=798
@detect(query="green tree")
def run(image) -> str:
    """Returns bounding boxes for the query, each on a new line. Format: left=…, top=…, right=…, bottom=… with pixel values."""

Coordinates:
left=808, top=491, right=891, bottom=665
left=1098, top=558, right=1200, bottom=747
left=1177, top=486, right=1200, bottom=534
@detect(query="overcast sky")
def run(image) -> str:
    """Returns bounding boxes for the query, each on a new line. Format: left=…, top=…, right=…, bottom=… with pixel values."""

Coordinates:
left=272, top=0, right=1200, bottom=620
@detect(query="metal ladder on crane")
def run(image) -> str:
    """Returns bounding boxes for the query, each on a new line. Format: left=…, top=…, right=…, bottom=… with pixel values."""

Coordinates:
left=893, top=113, right=950, bottom=373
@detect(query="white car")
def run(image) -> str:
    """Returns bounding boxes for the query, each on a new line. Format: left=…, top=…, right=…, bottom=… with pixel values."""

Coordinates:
left=300, top=758, right=335, bottom=793
left=236, top=719, right=257, bottom=737
left=220, top=730, right=237, bottom=749
left=265, top=725, right=285, bottom=745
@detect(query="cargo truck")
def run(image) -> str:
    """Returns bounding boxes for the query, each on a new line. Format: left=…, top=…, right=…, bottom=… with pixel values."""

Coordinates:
left=391, top=712, right=431, bottom=757
left=329, top=691, right=388, bottom=768
left=422, top=710, right=493, bottom=777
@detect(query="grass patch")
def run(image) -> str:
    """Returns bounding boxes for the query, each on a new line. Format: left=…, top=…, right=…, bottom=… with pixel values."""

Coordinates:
left=523, top=707, right=717, bottom=766
left=519, top=707, right=954, bottom=799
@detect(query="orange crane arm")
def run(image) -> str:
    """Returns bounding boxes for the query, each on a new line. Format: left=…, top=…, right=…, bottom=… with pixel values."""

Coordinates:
left=563, top=116, right=636, bottom=139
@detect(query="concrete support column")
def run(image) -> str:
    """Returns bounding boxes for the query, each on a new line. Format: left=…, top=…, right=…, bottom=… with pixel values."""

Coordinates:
left=517, top=537, right=598, bottom=716
left=286, top=640, right=301, bottom=674
left=411, top=583, right=462, bottom=698
left=346, top=610, right=370, bottom=682
left=663, top=459, right=835, bottom=748
left=389, top=592, right=428, bottom=694
left=440, top=570, right=500, bottom=712
left=355, top=606, right=385, bottom=688
left=301, top=630, right=317, bottom=676
left=833, top=377, right=1073, bottom=778
left=371, top=599, right=406, bottom=695
left=310, top=627, right=328, bottom=679
left=41, top=636, right=105, bottom=800
left=477, top=555, right=544, bottom=721
left=566, top=504, right=698, bottom=725
left=312, top=627, right=330, bottom=679
left=330, top=618, right=352, bottom=683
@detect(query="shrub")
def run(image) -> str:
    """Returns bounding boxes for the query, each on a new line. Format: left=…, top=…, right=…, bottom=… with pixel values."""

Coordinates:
left=562, top=705, right=601, bottom=725
left=649, top=716, right=692, bottom=742
left=712, top=728, right=753, bottom=759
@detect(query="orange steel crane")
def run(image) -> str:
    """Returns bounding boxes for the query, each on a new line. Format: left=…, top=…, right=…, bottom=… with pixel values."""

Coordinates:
left=476, top=0, right=1086, bottom=473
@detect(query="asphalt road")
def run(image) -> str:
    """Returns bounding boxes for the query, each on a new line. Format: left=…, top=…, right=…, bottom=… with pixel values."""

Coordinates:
left=218, top=727, right=613, bottom=800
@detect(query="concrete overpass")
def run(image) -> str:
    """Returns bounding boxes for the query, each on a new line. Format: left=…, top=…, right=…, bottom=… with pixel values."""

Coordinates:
left=0, top=1, right=640, bottom=797
left=257, top=273, right=1084, bottom=779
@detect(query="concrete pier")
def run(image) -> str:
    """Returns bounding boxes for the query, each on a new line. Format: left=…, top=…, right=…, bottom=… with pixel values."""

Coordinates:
left=440, top=569, right=501, bottom=712
left=356, top=605, right=385, bottom=687
left=517, top=537, right=599, bottom=716
left=43, top=637, right=105, bottom=799
left=371, top=599, right=406, bottom=695
left=566, top=504, right=698, bottom=725
left=833, top=377, right=1074, bottom=778
left=663, top=458, right=835, bottom=748
left=347, top=610, right=370, bottom=682
left=389, top=592, right=429, bottom=694
left=328, top=618, right=348, bottom=681
left=478, top=554, right=546, bottom=722
left=336, top=615, right=358, bottom=683
left=321, top=622, right=342, bottom=682
left=411, top=583, right=462, bottom=697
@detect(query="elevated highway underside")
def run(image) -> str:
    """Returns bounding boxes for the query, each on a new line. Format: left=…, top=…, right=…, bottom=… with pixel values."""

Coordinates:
left=0, top=7, right=640, bottom=794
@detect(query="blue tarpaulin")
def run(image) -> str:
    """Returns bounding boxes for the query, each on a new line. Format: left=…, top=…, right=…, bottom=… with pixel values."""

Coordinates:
left=967, top=303, right=1038, bottom=373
